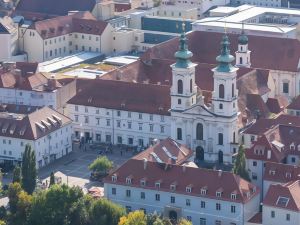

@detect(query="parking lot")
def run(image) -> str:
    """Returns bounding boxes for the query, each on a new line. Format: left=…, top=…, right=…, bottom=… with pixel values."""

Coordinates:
left=38, top=143, right=133, bottom=190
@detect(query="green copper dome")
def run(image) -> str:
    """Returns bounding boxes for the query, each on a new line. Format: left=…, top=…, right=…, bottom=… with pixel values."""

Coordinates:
left=174, top=32, right=193, bottom=68
left=215, top=34, right=235, bottom=72
left=238, top=31, right=248, bottom=45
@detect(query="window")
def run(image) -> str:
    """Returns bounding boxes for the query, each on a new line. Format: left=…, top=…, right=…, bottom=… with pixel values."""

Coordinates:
left=218, top=133, right=223, bottom=145
left=141, top=192, right=145, bottom=199
left=170, top=196, right=175, bottom=203
left=186, top=199, right=191, bottom=206
left=117, top=136, right=122, bottom=144
left=231, top=205, right=236, bottom=213
left=160, top=115, right=165, bottom=122
left=178, top=99, right=181, bottom=104
left=117, top=111, right=121, bottom=117
left=177, top=128, right=182, bottom=140
left=126, top=190, right=131, bottom=197
left=126, top=206, right=131, bottom=213
left=187, top=216, right=192, bottom=221
left=253, top=161, right=257, bottom=166
left=150, top=114, right=153, bottom=121
left=112, top=188, right=116, bottom=195
left=283, top=82, right=289, bottom=94
left=117, top=120, right=121, bottom=128
left=74, top=115, right=78, bottom=122
left=128, top=112, right=131, bottom=118
left=216, top=203, right=221, bottom=211
left=219, top=103, right=223, bottom=109
left=106, top=119, right=110, bottom=126
left=149, top=124, right=153, bottom=132
left=128, top=122, right=132, bottom=129
left=128, top=138, right=133, bottom=145
left=178, top=80, right=183, bottom=94
left=160, top=126, right=164, bottom=133
left=138, top=123, right=143, bottom=131
left=190, top=79, right=193, bottom=93
left=219, top=84, right=224, bottom=98
left=286, top=214, right=290, bottom=221
left=239, top=57, right=243, bottom=64
left=232, top=83, right=235, bottom=97
left=155, top=194, right=160, bottom=201
left=215, top=221, right=221, bottom=225
left=200, top=218, right=206, bottom=225
left=201, top=201, right=205, bottom=208
left=271, top=211, right=275, bottom=218
left=84, top=116, right=89, bottom=124
left=196, top=123, right=203, bottom=140
left=139, top=113, right=142, bottom=119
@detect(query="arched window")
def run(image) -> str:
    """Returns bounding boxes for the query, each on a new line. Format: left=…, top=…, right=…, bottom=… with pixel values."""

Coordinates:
left=178, top=99, right=181, bottom=105
left=232, top=83, right=234, bottom=98
left=218, top=133, right=223, bottom=145
left=239, top=57, right=243, bottom=64
left=190, top=79, right=193, bottom=93
left=219, top=84, right=224, bottom=99
left=233, top=132, right=236, bottom=143
left=219, top=103, right=223, bottom=109
left=196, top=123, right=203, bottom=140
left=177, top=128, right=182, bottom=140
left=178, top=80, right=183, bottom=94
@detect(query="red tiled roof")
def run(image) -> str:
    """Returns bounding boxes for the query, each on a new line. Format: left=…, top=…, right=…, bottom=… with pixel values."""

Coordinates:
left=266, top=97, right=288, bottom=114
left=248, top=212, right=262, bottom=224
left=246, top=94, right=269, bottom=118
left=29, top=11, right=105, bottom=39
left=114, top=3, right=131, bottom=12
left=0, top=106, right=71, bottom=140
left=264, top=180, right=300, bottom=212
left=16, top=0, right=96, bottom=16
left=243, top=114, right=300, bottom=135
left=15, top=62, right=38, bottom=75
left=287, top=95, right=300, bottom=110
left=68, top=79, right=171, bottom=115
left=133, top=138, right=193, bottom=165
left=264, top=162, right=300, bottom=183
left=245, top=135, right=285, bottom=163
left=142, top=31, right=300, bottom=72
left=104, top=159, right=259, bottom=203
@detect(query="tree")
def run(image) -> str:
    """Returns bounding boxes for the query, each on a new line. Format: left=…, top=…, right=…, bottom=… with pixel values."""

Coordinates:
left=49, top=172, right=55, bottom=187
left=178, top=218, right=192, bottom=225
left=89, top=198, right=126, bottom=225
left=88, top=156, right=113, bottom=174
left=233, top=145, right=251, bottom=182
left=11, top=190, right=32, bottom=225
left=68, top=196, right=91, bottom=225
left=21, top=144, right=37, bottom=194
left=118, top=210, right=147, bottom=225
left=12, top=166, right=21, bottom=183
left=8, top=183, right=22, bottom=215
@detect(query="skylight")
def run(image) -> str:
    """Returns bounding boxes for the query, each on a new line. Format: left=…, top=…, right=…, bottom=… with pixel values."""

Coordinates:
left=276, top=196, right=289, bottom=207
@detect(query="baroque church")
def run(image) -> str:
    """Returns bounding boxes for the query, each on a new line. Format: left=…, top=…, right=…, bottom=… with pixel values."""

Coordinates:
left=170, top=28, right=251, bottom=164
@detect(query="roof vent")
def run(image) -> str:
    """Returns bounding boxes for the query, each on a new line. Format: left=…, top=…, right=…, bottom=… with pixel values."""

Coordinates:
left=218, top=169, right=222, bottom=177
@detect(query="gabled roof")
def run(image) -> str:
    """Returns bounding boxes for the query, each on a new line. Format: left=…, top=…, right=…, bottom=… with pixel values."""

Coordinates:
left=287, top=95, right=300, bottom=111
left=142, top=31, right=300, bottom=72
left=133, top=138, right=193, bottom=165
left=266, top=97, right=288, bottom=114
left=264, top=180, right=300, bottom=212
left=0, top=23, right=9, bottom=34
left=264, top=162, right=300, bottom=184
left=0, top=106, right=71, bottom=140
left=68, top=79, right=171, bottom=115
left=104, top=159, right=259, bottom=204
left=29, top=11, right=106, bottom=39
left=16, top=0, right=97, bottom=16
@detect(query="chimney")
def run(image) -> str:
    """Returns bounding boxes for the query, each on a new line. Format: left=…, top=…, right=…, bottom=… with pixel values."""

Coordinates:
left=14, top=69, right=22, bottom=86
left=143, top=158, right=147, bottom=170
left=218, top=169, right=222, bottom=177
left=95, top=74, right=100, bottom=79
left=182, top=164, right=186, bottom=173
left=47, top=74, right=56, bottom=91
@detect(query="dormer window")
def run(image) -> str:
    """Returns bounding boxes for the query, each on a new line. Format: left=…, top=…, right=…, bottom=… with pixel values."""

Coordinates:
left=269, top=170, right=275, bottom=175
left=246, top=192, right=250, bottom=198
left=112, top=175, right=117, bottom=182
left=155, top=181, right=161, bottom=189
left=201, top=188, right=207, bottom=195
left=290, top=143, right=295, bottom=150
left=216, top=191, right=222, bottom=197
left=170, top=184, right=176, bottom=191
left=140, top=179, right=146, bottom=186
left=231, top=193, right=237, bottom=200
left=286, top=172, right=291, bottom=179
left=126, top=177, right=132, bottom=185
left=186, top=186, right=192, bottom=193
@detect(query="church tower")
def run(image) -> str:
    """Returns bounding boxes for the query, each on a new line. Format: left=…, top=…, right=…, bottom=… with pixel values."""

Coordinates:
left=235, top=25, right=251, bottom=68
left=170, top=29, right=198, bottom=112
left=211, top=34, right=239, bottom=117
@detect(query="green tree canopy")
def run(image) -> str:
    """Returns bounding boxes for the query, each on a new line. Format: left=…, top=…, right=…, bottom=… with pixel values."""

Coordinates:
left=88, top=156, right=113, bottom=174
left=89, top=198, right=126, bottom=225
left=12, top=166, right=21, bottom=184
left=49, top=172, right=55, bottom=187
left=8, top=183, right=22, bottom=215
left=118, top=210, right=147, bottom=225
left=21, top=144, right=37, bottom=194
left=233, top=145, right=251, bottom=182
